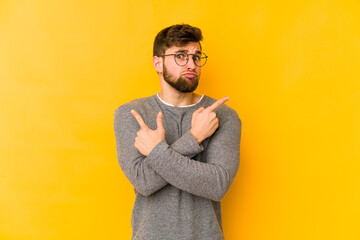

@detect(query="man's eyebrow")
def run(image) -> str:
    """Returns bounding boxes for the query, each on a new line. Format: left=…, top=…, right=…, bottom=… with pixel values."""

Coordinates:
left=175, top=49, right=202, bottom=54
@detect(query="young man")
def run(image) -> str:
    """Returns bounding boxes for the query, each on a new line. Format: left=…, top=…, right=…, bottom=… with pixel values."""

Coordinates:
left=114, top=24, right=242, bottom=240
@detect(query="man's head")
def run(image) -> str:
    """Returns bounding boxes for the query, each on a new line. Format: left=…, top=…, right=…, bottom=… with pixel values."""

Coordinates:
left=153, top=24, right=203, bottom=57
left=152, top=24, right=206, bottom=93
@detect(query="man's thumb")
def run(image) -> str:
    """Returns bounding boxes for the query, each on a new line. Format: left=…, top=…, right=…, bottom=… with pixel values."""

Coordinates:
left=156, top=112, right=164, bottom=131
left=193, top=107, right=205, bottom=115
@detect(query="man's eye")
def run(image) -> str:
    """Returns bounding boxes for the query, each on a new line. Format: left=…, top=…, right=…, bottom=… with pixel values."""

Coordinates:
left=176, top=54, right=185, bottom=59
left=193, top=55, right=201, bottom=61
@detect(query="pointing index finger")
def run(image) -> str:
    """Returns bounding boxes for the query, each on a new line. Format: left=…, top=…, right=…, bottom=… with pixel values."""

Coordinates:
left=131, top=110, right=147, bottom=129
left=206, top=97, right=229, bottom=112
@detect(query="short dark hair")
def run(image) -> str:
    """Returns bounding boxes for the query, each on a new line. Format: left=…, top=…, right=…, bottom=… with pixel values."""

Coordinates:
left=153, top=24, right=203, bottom=57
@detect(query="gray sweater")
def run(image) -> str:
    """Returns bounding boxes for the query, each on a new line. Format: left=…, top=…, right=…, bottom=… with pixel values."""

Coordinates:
left=114, top=94, right=242, bottom=240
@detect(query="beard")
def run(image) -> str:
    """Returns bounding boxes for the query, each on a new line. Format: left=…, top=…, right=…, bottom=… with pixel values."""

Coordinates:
left=163, top=64, right=199, bottom=93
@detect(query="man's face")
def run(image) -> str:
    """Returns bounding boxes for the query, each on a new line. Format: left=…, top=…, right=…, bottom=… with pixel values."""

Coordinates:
left=162, top=42, right=202, bottom=93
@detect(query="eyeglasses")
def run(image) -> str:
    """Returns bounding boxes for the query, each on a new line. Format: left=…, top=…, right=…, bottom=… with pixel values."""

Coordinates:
left=161, top=51, right=208, bottom=67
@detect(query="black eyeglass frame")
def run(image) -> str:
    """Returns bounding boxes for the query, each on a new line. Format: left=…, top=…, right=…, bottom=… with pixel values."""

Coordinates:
left=161, top=51, right=208, bottom=67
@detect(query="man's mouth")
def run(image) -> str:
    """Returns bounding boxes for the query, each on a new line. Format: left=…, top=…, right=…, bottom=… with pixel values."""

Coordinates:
left=183, top=72, right=198, bottom=78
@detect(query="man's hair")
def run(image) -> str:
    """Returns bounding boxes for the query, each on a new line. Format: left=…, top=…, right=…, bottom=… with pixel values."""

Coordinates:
left=153, top=24, right=203, bottom=57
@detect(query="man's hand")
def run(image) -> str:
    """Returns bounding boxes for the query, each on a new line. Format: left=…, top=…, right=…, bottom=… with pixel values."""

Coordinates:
left=190, top=97, right=229, bottom=144
left=131, top=110, right=165, bottom=156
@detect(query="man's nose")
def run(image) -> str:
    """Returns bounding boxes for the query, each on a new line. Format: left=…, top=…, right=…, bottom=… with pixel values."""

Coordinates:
left=186, top=56, right=196, bottom=70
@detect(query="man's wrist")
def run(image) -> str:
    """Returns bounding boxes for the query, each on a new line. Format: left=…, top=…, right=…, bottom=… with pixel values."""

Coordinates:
left=189, top=129, right=202, bottom=144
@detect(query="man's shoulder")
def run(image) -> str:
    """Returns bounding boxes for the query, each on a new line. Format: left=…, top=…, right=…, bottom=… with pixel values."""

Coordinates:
left=114, top=95, right=157, bottom=114
left=202, top=95, right=242, bottom=130
left=202, top=95, right=240, bottom=119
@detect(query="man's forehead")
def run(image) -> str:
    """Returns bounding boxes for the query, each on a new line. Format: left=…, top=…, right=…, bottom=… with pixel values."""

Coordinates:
left=166, top=42, right=201, bottom=53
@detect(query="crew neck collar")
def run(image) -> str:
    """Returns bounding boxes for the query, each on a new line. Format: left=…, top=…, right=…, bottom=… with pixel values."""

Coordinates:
left=156, top=93, right=204, bottom=108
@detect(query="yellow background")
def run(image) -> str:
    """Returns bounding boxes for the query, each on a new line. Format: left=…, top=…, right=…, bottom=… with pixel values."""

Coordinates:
left=1, top=0, right=359, bottom=239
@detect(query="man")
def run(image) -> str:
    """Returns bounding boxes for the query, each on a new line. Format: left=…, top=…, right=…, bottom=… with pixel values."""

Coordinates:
left=114, top=24, right=242, bottom=240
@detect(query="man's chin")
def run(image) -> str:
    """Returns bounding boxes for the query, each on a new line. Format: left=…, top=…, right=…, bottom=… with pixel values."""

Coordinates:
left=184, top=77, right=198, bottom=84
left=181, top=76, right=199, bottom=84
left=164, top=75, right=199, bottom=93
left=179, top=84, right=199, bottom=93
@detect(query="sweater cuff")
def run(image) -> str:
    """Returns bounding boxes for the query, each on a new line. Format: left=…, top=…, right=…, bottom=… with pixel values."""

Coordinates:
left=170, top=131, right=204, bottom=157
left=145, top=140, right=169, bottom=167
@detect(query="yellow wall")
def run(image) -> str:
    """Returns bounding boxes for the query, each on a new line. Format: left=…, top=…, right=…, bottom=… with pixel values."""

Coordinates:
left=1, top=0, right=359, bottom=239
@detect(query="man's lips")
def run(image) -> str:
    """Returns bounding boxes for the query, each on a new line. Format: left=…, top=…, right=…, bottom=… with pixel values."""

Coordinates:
left=182, top=72, right=198, bottom=78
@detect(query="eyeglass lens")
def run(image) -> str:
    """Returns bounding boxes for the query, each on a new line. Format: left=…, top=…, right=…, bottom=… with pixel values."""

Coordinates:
left=174, top=53, right=207, bottom=67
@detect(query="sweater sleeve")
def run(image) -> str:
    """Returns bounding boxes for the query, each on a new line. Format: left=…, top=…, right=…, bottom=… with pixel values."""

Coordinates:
left=114, top=106, right=204, bottom=197
left=144, top=112, right=242, bottom=201
left=169, top=130, right=204, bottom=158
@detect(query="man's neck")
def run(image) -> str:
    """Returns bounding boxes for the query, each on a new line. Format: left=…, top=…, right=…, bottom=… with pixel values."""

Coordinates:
left=158, top=91, right=202, bottom=107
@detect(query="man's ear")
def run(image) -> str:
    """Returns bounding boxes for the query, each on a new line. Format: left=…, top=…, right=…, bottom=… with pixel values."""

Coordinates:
left=152, top=56, right=163, bottom=74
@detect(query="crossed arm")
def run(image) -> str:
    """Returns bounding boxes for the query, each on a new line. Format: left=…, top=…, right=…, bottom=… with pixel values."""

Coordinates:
left=130, top=97, right=230, bottom=156
left=114, top=97, right=241, bottom=201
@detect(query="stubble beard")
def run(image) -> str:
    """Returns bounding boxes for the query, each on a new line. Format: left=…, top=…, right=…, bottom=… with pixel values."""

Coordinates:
left=163, top=64, right=199, bottom=93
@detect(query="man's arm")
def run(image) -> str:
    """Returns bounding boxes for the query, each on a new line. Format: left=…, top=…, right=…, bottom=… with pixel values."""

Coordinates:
left=143, top=111, right=241, bottom=201
left=114, top=106, right=167, bottom=196
left=114, top=105, right=204, bottom=197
